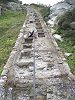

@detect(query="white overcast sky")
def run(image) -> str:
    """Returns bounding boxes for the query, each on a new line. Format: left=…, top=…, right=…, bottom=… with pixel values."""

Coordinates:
left=21, top=0, right=63, bottom=6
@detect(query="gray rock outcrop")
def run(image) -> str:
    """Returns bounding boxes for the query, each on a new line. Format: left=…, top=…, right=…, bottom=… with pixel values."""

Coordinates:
left=7, top=2, right=22, bottom=11
left=49, top=0, right=75, bottom=26
left=65, top=0, right=75, bottom=5
left=50, top=2, right=70, bottom=19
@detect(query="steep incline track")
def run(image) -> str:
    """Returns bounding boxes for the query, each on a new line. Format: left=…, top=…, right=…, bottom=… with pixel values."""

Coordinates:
left=0, top=6, right=75, bottom=100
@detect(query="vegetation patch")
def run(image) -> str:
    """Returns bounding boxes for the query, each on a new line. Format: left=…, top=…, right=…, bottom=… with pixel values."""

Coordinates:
left=0, top=10, right=26, bottom=74
left=54, top=8, right=75, bottom=75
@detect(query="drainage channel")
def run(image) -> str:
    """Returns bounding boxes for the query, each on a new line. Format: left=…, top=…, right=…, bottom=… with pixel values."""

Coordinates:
left=0, top=6, right=75, bottom=100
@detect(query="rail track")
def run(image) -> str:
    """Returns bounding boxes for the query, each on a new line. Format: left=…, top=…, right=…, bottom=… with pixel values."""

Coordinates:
left=0, top=6, right=75, bottom=100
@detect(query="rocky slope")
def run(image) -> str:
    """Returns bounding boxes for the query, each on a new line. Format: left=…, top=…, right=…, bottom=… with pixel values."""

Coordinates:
left=7, top=2, right=22, bottom=11
left=49, top=0, right=75, bottom=26
left=65, top=0, right=75, bottom=5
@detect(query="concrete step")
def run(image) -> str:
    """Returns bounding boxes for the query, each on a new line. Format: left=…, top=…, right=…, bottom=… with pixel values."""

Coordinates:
left=16, top=58, right=33, bottom=68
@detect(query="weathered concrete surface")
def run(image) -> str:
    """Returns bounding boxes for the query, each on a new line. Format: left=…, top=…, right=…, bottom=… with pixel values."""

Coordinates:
left=0, top=6, right=75, bottom=100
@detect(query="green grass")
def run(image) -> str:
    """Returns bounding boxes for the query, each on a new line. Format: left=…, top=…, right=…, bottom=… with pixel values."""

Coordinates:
left=0, top=10, right=26, bottom=74
left=57, top=38, right=75, bottom=75
left=54, top=8, right=75, bottom=75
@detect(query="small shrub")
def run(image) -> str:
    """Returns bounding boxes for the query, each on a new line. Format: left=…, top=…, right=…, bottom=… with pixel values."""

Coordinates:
left=62, top=21, right=70, bottom=30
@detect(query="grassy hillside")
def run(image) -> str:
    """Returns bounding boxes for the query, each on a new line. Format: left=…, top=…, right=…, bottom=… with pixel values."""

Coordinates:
left=54, top=8, right=75, bottom=74
left=0, top=10, right=26, bottom=74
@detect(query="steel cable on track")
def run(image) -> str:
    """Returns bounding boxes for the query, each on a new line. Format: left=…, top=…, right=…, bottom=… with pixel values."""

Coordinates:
left=33, top=31, right=36, bottom=100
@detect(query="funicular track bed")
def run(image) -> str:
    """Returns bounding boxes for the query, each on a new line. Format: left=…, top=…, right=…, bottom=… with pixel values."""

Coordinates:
left=0, top=6, right=75, bottom=100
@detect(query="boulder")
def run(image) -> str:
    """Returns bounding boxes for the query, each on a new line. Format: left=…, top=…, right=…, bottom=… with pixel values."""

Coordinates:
left=48, top=16, right=57, bottom=26
left=64, top=53, right=72, bottom=57
left=7, top=2, right=22, bottom=11
left=53, top=34, right=63, bottom=42
left=73, top=46, right=75, bottom=49
left=50, top=2, right=70, bottom=18
left=70, top=22, right=75, bottom=29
